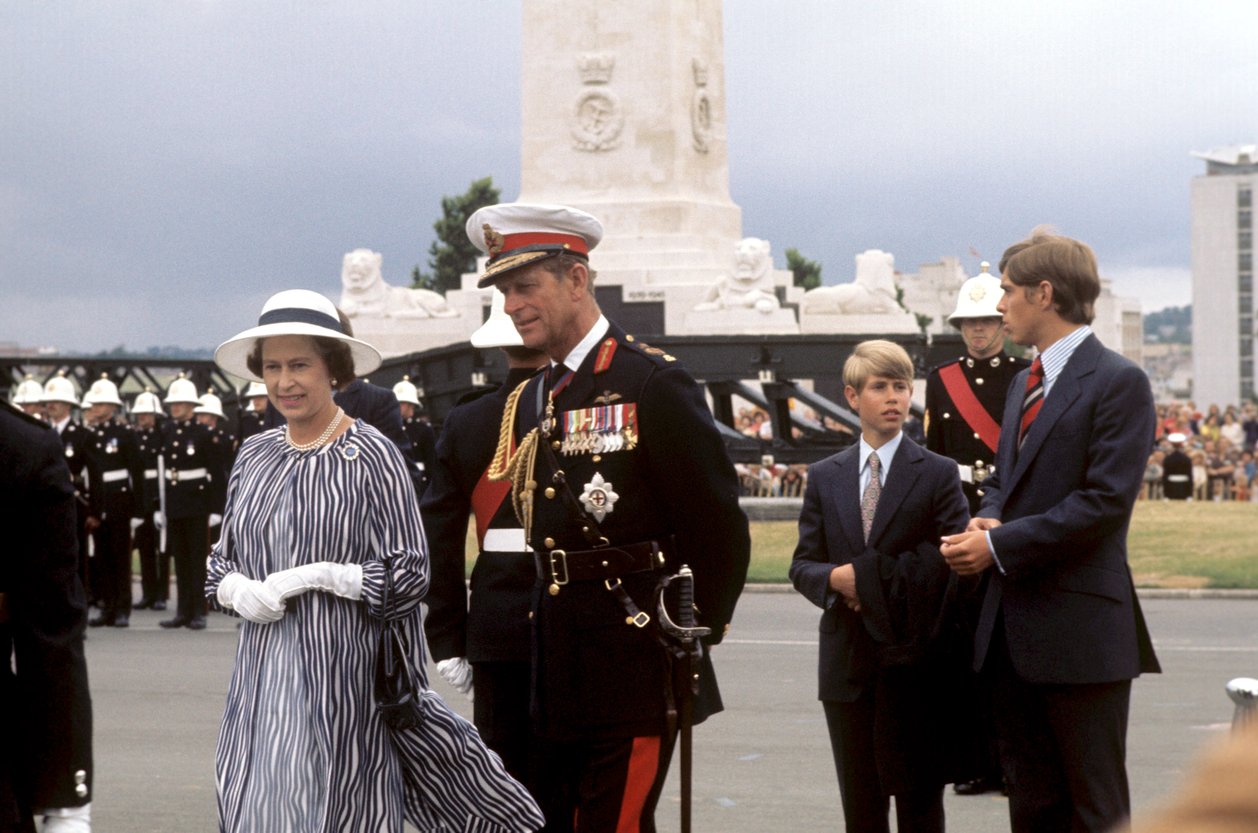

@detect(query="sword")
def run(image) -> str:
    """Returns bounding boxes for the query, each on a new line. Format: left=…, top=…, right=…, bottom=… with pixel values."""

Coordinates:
left=657, top=565, right=710, bottom=833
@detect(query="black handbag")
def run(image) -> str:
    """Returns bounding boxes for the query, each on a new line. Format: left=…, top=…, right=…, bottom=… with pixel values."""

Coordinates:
left=374, top=554, right=425, bottom=731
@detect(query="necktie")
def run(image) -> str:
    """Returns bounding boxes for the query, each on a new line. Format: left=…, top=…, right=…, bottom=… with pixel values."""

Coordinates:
left=1019, top=356, right=1044, bottom=447
left=548, top=363, right=574, bottom=398
left=861, top=451, right=881, bottom=543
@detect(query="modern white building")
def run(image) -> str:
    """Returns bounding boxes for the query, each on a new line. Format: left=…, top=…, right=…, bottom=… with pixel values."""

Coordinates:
left=1191, top=144, right=1257, bottom=406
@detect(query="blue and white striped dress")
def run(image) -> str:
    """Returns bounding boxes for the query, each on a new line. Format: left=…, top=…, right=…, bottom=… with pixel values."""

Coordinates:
left=205, top=421, right=543, bottom=833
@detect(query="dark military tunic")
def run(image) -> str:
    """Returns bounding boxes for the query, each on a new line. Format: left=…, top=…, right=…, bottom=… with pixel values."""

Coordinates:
left=925, top=351, right=1029, bottom=513
left=0, top=402, right=93, bottom=826
left=402, top=417, right=437, bottom=499
left=237, top=408, right=268, bottom=443
left=1162, top=449, right=1193, bottom=500
left=54, top=419, right=97, bottom=597
left=512, top=322, right=751, bottom=742
left=133, top=421, right=169, bottom=606
left=84, top=418, right=145, bottom=622
left=159, top=417, right=227, bottom=624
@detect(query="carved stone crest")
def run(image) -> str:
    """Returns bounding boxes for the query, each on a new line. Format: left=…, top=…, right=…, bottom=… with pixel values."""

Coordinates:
left=571, top=52, right=623, bottom=152
left=691, top=57, right=712, bottom=153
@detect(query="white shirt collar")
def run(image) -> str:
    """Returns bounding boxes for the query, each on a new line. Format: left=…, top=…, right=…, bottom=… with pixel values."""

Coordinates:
left=1038, top=324, right=1091, bottom=396
left=858, top=431, right=903, bottom=484
left=53, top=415, right=71, bottom=434
left=555, top=314, right=610, bottom=374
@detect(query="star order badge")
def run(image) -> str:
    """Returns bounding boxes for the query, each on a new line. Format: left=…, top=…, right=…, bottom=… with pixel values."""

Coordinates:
left=579, top=472, right=619, bottom=522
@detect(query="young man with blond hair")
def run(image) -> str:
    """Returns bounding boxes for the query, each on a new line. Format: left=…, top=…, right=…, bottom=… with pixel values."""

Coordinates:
left=791, top=339, right=970, bottom=833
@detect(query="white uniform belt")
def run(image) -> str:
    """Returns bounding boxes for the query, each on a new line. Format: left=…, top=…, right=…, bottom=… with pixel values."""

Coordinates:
left=102, top=469, right=130, bottom=483
left=167, top=467, right=208, bottom=482
left=144, top=468, right=158, bottom=479
left=1167, top=474, right=1190, bottom=482
left=482, top=528, right=531, bottom=553
left=957, top=464, right=973, bottom=484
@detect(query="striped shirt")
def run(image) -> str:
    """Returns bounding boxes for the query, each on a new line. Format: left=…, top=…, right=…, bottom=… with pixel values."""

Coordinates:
left=1037, top=324, right=1092, bottom=398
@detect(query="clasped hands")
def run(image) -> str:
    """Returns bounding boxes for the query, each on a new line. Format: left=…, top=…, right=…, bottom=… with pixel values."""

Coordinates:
left=940, top=517, right=1002, bottom=576
left=217, top=562, right=364, bottom=624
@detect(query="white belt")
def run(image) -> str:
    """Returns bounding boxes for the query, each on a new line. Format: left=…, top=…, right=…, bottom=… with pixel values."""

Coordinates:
left=144, top=469, right=158, bottom=479
left=167, top=467, right=208, bottom=483
left=1167, top=475, right=1190, bottom=482
left=102, top=469, right=130, bottom=483
left=482, top=528, right=531, bottom=553
left=957, top=464, right=973, bottom=484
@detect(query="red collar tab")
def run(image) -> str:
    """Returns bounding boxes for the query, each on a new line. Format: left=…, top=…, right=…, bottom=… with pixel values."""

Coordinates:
left=593, top=337, right=617, bottom=374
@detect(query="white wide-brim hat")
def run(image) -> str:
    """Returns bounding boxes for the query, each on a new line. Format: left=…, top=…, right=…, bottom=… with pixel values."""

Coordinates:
left=470, top=288, right=524, bottom=348
left=215, top=289, right=382, bottom=382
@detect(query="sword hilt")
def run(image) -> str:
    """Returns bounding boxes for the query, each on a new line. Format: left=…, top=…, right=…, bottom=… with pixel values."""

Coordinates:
left=657, top=565, right=710, bottom=643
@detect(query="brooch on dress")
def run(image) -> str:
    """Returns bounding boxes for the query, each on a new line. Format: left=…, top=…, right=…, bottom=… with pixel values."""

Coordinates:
left=340, top=443, right=361, bottom=461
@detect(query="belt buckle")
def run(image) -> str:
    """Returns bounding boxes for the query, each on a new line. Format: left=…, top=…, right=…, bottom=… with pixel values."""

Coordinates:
left=168, top=469, right=179, bottom=483
left=549, top=550, right=569, bottom=586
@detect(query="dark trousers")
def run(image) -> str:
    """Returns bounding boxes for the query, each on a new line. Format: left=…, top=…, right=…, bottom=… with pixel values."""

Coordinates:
left=167, top=516, right=208, bottom=621
left=987, top=622, right=1133, bottom=833
left=823, top=695, right=945, bottom=833
left=472, top=660, right=537, bottom=797
left=134, top=518, right=169, bottom=602
left=93, top=514, right=133, bottom=619
left=535, top=731, right=676, bottom=833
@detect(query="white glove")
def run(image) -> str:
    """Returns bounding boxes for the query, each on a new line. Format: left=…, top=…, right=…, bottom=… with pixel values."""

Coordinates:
left=152, top=510, right=165, bottom=530
left=437, top=657, right=474, bottom=699
left=264, top=562, right=363, bottom=602
left=209, top=513, right=223, bottom=527
left=130, top=517, right=144, bottom=532
left=217, top=572, right=286, bottom=624
left=41, top=804, right=91, bottom=833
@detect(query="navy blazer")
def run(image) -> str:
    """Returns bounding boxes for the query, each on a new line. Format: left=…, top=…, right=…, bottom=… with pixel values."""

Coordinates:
left=975, top=334, right=1160, bottom=684
left=790, top=437, right=969, bottom=703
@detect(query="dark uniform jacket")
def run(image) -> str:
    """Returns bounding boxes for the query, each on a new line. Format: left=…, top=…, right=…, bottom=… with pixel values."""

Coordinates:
left=0, top=403, right=93, bottom=827
left=402, top=417, right=437, bottom=498
left=237, top=409, right=267, bottom=443
left=158, top=418, right=224, bottom=520
left=55, top=420, right=95, bottom=517
left=423, top=367, right=543, bottom=666
left=134, top=423, right=164, bottom=516
left=84, top=419, right=144, bottom=522
left=1162, top=449, right=1193, bottom=500
left=513, top=323, right=750, bottom=742
left=924, top=351, right=1028, bottom=513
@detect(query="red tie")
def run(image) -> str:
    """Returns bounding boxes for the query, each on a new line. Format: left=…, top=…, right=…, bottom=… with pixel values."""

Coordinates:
left=1019, top=356, right=1044, bottom=447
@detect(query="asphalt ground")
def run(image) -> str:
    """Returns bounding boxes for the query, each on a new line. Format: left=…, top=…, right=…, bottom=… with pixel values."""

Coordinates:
left=82, top=589, right=1258, bottom=832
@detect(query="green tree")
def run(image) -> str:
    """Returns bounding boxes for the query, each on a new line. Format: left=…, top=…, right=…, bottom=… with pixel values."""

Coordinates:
left=784, top=248, right=822, bottom=291
left=412, top=176, right=502, bottom=293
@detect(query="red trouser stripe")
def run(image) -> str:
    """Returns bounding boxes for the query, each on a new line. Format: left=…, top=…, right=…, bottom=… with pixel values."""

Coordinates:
left=615, top=736, right=662, bottom=833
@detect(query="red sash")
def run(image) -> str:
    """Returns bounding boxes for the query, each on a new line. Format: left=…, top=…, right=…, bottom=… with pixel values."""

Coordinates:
left=470, top=432, right=515, bottom=549
left=938, top=363, right=1002, bottom=454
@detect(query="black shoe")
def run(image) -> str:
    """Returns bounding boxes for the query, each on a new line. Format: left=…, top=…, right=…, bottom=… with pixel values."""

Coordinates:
left=186, top=617, right=207, bottom=631
left=151, top=600, right=168, bottom=611
left=159, top=616, right=189, bottom=629
left=88, top=614, right=115, bottom=628
left=133, top=598, right=154, bottom=610
left=953, top=776, right=1004, bottom=796
left=113, top=616, right=130, bottom=628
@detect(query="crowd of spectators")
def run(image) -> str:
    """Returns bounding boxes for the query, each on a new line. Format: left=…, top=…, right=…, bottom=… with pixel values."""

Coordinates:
left=1143, top=401, right=1258, bottom=501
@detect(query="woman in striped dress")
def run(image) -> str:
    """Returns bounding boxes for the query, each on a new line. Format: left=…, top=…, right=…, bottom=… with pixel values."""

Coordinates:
left=207, top=290, right=543, bottom=833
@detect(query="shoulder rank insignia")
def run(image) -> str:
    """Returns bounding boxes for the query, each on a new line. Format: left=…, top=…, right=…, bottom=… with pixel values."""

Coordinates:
left=594, top=337, right=617, bottom=374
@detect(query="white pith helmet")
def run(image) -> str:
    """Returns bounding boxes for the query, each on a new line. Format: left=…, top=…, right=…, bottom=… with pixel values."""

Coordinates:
left=194, top=392, right=226, bottom=419
left=12, top=374, right=44, bottom=405
left=132, top=389, right=164, bottom=415
left=86, top=373, right=124, bottom=407
left=392, top=375, right=422, bottom=407
left=947, top=262, right=1004, bottom=326
left=470, top=288, right=525, bottom=348
left=244, top=381, right=268, bottom=398
left=42, top=371, right=80, bottom=406
left=164, top=373, right=200, bottom=405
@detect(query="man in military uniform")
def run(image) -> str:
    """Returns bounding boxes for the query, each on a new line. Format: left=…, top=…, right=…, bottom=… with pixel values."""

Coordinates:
left=130, top=390, right=169, bottom=611
left=469, top=203, right=751, bottom=832
left=1, top=400, right=94, bottom=833
left=393, top=376, right=437, bottom=498
left=422, top=289, right=549, bottom=793
left=924, top=264, right=1028, bottom=797
left=82, top=376, right=145, bottom=629
left=194, top=392, right=236, bottom=547
left=1162, top=432, right=1193, bottom=500
left=42, top=374, right=96, bottom=605
left=157, top=376, right=227, bottom=631
left=236, top=382, right=269, bottom=442
left=11, top=375, right=46, bottom=421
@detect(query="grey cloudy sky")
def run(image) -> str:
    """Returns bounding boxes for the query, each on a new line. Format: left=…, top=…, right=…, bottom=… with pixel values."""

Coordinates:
left=2, top=1, right=1254, bottom=353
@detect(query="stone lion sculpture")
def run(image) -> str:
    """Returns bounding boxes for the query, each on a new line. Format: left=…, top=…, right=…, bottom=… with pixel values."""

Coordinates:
left=339, top=249, right=459, bottom=319
left=693, top=237, right=781, bottom=314
left=800, top=249, right=902, bottom=314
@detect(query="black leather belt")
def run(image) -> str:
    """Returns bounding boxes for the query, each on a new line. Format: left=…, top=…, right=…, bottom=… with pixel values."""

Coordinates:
left=535, top=539, right=668, bottom=586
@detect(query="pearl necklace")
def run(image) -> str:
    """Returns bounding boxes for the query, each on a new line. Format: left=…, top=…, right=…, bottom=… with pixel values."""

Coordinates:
left=285, top=407, right=345, bottom=451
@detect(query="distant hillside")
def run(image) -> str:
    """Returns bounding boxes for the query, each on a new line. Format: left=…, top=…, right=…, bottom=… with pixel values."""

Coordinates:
left=1144, top=305, right=1190, bottom=344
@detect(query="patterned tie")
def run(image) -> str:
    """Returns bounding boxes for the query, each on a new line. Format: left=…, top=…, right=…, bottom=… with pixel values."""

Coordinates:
left=861, top=451, right=881, bottom=543
left=1019, top=356, right=1045, bottom=447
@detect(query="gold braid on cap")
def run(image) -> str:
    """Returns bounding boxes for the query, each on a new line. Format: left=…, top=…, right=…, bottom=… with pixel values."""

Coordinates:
left=487, top=378, right=540, bottom=540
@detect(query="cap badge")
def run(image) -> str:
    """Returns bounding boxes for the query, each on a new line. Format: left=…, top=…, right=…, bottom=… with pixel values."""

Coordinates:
left=483, top=223, right=505, bottom=257
left=969, top=284, right=987, bottom=301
